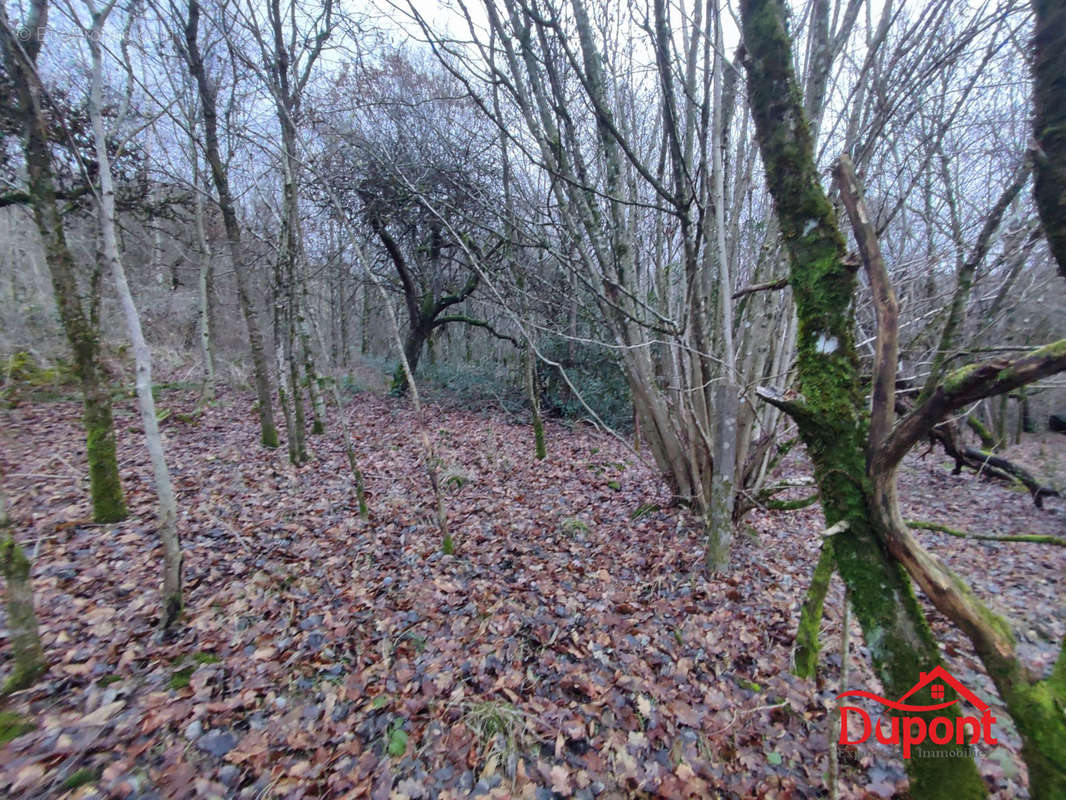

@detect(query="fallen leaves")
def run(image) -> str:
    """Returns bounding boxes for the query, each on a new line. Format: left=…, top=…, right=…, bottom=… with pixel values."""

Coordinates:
left=79, top=701, right=124, bottom=728
left=0, top=388, right=1060, bottom=798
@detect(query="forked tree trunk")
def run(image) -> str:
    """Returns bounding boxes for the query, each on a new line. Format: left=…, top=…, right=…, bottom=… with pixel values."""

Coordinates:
left=0, top=1, right=127, bottom=525
left=741, top=0, right=988, bottom=794
left=88, top=16, right=182, bottom=631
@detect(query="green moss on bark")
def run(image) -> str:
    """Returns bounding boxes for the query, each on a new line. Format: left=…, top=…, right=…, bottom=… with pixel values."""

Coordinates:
left=0, top=537, right=46, bottom=694
left=261, top=423, right=280, bottom=449
left=794, top=540, right=834, bottom=679
left=84, top=393, right=126, bottom=523
left=741, top=0, right=989, bottom=794
left=533, top=415, right=546, bottom=460
left=965, top=416, right=996, bottom=449
left=1004, top=681, right=1066, bottom=796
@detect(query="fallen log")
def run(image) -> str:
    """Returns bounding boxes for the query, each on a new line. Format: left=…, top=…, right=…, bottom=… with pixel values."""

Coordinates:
left=895, top=395, right=1059, bottom=508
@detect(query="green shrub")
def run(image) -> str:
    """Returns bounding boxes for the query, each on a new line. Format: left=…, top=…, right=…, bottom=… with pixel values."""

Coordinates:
left=538, top=336, right=632, bottom=430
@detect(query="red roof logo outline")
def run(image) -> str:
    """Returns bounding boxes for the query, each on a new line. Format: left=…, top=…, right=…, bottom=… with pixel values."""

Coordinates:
left=896, top=665, right=989, bottom=713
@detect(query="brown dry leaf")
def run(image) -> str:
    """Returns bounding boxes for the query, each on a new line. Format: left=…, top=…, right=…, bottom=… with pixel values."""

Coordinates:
left=549, top=764, right=571, bottom=795
left=11, top=763, right=45, bottom=794
left=81, top=699, right=125, bottom=726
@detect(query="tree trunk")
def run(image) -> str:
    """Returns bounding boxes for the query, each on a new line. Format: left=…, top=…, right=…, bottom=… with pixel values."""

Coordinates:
left=0, top=1, right=127, bottom=524
left=391, top=325, right=427, bottom=395
left=192, top=158, right=215, bottom=403
left=298, top=289, right=327, bottom=435
left=183, top=0, right=278, bottom=448
left=741, top=0, right=989, bottom=794
left=704, top=5, right=739, bottom=571
left=525, top=345, right=546, bottom=459
left=706, top=382, right=738, bottom=571
left=273, top=245, right=303, bottom=465
left=1032, top=0, right=1066, bottom=280
left=88, top=19, right=183, bottom=631
left=0, top=486, right=46, bottom=694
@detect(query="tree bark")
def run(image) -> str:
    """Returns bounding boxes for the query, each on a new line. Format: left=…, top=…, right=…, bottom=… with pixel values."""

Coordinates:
left=0, top=486, right=46, bottom=694
left=0, top=0, right=127, bottom=524
left=88, top=12, right=183, bottom=631
left=182, top=0, right=279, bottom=449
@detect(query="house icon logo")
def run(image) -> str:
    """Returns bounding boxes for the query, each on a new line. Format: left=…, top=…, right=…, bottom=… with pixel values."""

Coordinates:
left=836, top=665, right=998, bottom=758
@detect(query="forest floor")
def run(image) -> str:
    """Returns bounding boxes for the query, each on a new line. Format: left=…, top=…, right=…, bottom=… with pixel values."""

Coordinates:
left=0, top=385, right=1063, bottom=800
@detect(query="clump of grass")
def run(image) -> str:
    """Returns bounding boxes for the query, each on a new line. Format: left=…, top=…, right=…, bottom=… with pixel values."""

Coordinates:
left=62, top=768, right=98, bottom=791
left=442, top=467, right=470, bottom=492
left=0, top=710, right=35, bottom=744
left=386, top=719, right=408, bottom=757
left=192, top=652, right=221, bottom=665
left=463, top=699, right=527, bottom=765
left=169, top=666, right=195, bottom=690
left=630, top=502, right=660, bottom=520
left=560, top=517, right=590, bottom=537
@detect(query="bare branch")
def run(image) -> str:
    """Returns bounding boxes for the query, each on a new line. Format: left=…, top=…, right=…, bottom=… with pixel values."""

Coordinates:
left=832, top=154, right=898, bottom=453
left=732, top=276, right=788, bottom=299
left=880, top=340, right=1066, bottom=470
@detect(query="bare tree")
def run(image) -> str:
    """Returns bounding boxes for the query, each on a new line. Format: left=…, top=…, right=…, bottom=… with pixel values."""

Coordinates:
left=178, top=0, right=280, bottom=449
left=76, top=0, right=183, bottom=631
left=0, top=0, right=127, bottom=524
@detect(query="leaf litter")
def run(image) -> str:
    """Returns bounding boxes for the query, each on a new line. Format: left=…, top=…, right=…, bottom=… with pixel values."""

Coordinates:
left=0, top=388, right=1062, bottom=799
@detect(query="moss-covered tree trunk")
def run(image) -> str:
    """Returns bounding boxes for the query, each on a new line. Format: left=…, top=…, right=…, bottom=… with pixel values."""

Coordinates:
left=0, top=486, right=46, bottom=694
left=390, top=321, right=429, bottom=396
left=0, top=0, right=126, bottom=525
left=740, top=1, right=988, bottom=795
left=793, top=540, right=834, bottom=679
